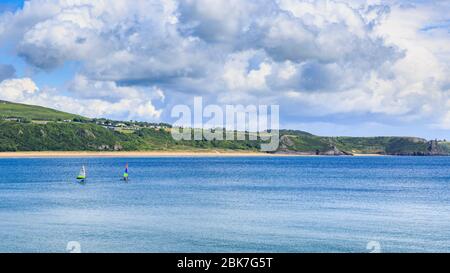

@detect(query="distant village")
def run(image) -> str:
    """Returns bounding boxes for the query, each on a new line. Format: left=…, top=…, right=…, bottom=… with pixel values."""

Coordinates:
left=0, top=116, right=172, bottom=133
left=91, top=118, right=172, bottom=132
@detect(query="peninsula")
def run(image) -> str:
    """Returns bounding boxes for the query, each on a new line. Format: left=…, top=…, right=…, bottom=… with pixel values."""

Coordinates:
left=1, top=100, right=449, bottom=156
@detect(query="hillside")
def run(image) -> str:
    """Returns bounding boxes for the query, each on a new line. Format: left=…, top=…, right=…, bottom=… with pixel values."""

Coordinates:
left=0, top=100, right=448, bottom=155
left=0, top=121, right=261, bottom=152
left=277, top=132, right=449, bottom=156
left=0, top=121, right=122, bottom=151
left=0, top=100, right=86, bottom=121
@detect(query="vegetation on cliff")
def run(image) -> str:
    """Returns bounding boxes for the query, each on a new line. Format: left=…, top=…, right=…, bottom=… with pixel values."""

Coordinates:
left=0, top=100, right=448, bottom=155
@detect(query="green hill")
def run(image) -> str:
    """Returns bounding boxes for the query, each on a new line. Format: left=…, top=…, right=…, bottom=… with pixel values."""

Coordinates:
left=0, top=100, right=87, bottom=121
left=0, top=100, right=448, bottom=155
left=0, top=121, right=122, bottom=151
left=0, top=121, right=261, bottom=152
left=277, top=132, right=449, bottom=155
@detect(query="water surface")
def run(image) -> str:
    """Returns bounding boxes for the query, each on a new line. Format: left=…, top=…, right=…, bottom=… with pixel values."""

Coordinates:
left=0, top=156, right=449, bottom=252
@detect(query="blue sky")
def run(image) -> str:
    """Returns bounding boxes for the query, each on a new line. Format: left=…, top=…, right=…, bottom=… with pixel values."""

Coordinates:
left=1, top=0, right=450, bottom=139
left=0, top=0, right=23, bottom=13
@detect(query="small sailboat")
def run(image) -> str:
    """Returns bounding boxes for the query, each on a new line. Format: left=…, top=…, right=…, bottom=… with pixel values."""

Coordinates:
left=77, top=165, right=87, bottom=183
left=123, top=163, right=129, bottom=182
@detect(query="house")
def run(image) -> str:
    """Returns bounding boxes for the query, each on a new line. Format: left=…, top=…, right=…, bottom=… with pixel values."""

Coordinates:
left=3, top=117, right=20, bottom=122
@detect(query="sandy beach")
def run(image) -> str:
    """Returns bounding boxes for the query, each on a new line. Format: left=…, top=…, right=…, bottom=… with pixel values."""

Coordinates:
left=0, top=150, right=286, bottom=158
left=0, top=151, right=386, bottom=158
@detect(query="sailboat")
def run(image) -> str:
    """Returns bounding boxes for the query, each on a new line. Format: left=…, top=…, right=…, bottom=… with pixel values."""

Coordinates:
left=77, top=165, right=87, bottom=183
left=123, top=163, right=129, bottom=182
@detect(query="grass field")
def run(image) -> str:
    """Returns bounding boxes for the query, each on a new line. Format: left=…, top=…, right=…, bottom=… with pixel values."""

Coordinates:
left=0, top=100, right=86, bottom=121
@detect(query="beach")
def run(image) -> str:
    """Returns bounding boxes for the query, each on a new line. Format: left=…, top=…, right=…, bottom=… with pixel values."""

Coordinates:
left=0, top=151, right=387, bottom=158
left=0, top=151, right=281, bottom=158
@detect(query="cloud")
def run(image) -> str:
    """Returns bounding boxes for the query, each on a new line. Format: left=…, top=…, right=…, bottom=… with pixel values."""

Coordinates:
left=0, top=0, right=450, bottom=134
left=222, top=50, right=272, bottom=92
left=0, top=77, right=162, bottom=120
left=4, top=1, right=399, bottom=82
left=178, top=0, right=256, bottom=44
left=0, top=78, right=38, bottom=101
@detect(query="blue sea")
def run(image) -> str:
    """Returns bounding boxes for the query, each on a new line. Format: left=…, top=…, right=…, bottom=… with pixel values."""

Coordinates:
left=0, top=156, right=449, bottom=253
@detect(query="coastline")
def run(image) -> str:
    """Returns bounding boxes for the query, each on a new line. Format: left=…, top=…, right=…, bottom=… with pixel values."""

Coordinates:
left=0, top=151, right=388, bottom=158
left=0, top=151, right=287, bottom=158
left=352, top=153, right=385, bottom=156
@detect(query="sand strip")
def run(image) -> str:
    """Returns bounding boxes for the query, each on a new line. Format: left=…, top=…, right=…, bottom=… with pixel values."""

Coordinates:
left=0, top=151, right=388, bottom=158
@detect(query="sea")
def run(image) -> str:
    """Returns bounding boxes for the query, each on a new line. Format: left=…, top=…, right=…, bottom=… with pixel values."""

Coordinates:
left=0, top=156, right=449, bottom=253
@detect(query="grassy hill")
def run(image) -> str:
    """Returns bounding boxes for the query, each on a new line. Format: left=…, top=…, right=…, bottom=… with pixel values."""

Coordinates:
left=0, top=100, right=448, bottom=155
left=0, top=100, right=87, bottom=121
left=0, top=121, right=123, bottom=151
left=277, top=132, right=449, bottom=155
left=0, top=121, right=261, bottom=152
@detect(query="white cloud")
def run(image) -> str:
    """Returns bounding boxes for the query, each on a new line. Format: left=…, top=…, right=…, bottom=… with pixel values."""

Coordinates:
left=222, top=50, right=272, bottom=92
left=0, top=0, right=450, bottom=134
left=266, top=1, right=450, bottom=130
left=69, top=74, right=143, bottom=101
left=0, top=77, right=162, bottom=120
left=0, top=78, right=38, bottom=101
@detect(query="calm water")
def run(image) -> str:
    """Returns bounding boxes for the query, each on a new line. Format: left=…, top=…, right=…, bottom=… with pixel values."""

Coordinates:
left=0, top=156, right=449, bottom=253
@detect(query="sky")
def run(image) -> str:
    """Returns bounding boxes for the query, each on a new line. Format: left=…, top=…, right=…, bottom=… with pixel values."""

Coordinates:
left=0, top=0, right=450, bottom=138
